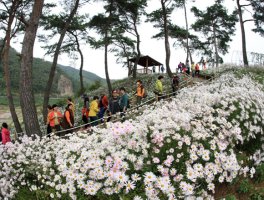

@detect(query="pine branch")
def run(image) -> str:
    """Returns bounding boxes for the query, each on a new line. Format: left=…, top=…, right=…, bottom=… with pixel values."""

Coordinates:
left=243, top=19, right=255, bottom=23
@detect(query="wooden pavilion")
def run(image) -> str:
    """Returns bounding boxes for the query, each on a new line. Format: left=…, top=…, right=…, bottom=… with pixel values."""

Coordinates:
left=128, top=55, right=163, bottom=74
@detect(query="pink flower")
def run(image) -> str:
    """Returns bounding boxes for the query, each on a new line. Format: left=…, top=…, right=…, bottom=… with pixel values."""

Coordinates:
left=153, top=157, right=160, bottom=164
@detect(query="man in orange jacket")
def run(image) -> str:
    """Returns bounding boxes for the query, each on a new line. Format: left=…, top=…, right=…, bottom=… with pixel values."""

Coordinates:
left=136, top=80, right=145, bottom=105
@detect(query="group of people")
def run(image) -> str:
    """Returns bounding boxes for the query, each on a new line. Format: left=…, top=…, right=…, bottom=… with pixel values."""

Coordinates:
left=46, top=98, right=75, bottom=136
left=45, top=75, right=181, bottom=136
left=177, top=58, right=207, bottom=77
left=0, top=73, right=183, bottom=142
left=81, top=87, right=129, bottom=128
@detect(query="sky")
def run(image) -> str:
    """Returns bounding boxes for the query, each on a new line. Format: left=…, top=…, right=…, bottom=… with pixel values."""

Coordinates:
left=3, top=0, right=264, bottom=79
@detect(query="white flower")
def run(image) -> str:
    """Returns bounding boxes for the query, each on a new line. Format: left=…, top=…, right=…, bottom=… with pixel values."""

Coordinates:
left=133, top=196, right=143, bottom=200
left=250, top=167, right=256, bottom=178
left=144, top=172, right=156, bottom=183
left=153, top=157, right=160, bottom=163
left=50, top=193, right=54, bottom=198
left=125, top=181, right=136, bottom=193
left=207, top=183, right=215, bottom=192
left=131, top=173, right=141, bottom=182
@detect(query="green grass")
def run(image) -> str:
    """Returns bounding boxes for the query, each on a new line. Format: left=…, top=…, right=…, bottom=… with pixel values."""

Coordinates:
left=0, top=95, right=66, bottom=107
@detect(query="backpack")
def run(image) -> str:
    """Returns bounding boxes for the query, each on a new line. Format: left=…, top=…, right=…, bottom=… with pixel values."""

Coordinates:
left=141, top=85, right=148, bottom=98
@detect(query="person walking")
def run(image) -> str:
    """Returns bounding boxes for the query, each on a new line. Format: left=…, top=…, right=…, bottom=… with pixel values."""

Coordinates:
left=48, top=104, right=63, bottom=134
left=67, top=97, right=75, bottom=115
left=81, top=105, right=89, bottom=129
left=119, top=87, right=129, bottom=121
left=1, top=122, right=11, bottom=145
left=161, top=65, right=165, bottom=73
left=82, top=94, right=89, bottom=109
left=107, top=90, right=120, bottom=122
left=195, top=63, right=200, bottom=77
left=178, top=62, right=182, bottom=73
left=152, top=66, right=156, bottom=73
left=89, top=96, right=99, bottom=126
left=62, top=104, right=74, bottom=134
left=171, top=75, right=179, bottom=96
left=154, top=75, right=164, bottom=101
left=46, top=105, right=53, bottom=137
left=191, top=62, right=195, bottom=78
left=98, top=93, right=108, bottom=123
left=136, top=80, right=145, bottom=105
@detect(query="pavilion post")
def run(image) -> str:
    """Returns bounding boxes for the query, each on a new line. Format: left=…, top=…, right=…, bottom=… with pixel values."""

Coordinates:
left=146, top=58, right=149, bottom=74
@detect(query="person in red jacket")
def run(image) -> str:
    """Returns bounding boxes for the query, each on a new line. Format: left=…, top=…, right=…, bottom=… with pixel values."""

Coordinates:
left=1, top=122, right=11, bottom=145
left=82, top=105, right=89, bottom=128
left=98, top=93, right=109, bottom=123
left=48, top=104, right=63, bottom=134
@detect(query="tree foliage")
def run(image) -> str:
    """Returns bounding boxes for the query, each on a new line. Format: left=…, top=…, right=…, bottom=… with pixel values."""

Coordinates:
left=251, top=0, right=264, bottom=36
left=191, top=1, right=238, bottom=66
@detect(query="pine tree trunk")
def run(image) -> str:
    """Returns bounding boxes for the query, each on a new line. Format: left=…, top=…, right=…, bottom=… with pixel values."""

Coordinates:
left=188, top=48, right=193, bottom=64
left=213, top=24, right=219, bottom=68
left=236, top=0, right=249, bottom=66
left=133, top=20, right=141, bottom=79
left=42, top=0, right=80, bottom=121
left=105, top=35, right=112, bottom=97
left=74, top=34, right=85, bottom=94
left=19, top=0, right=44, bottom=137
left=183, top=0, right=191, bottom=64
left=161, top=0, right=172, bottom=77
left=2, top=1, right=23, bottom=134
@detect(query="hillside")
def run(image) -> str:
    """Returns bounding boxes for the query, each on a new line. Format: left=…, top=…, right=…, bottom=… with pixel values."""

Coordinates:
left=0, top=47, right=105, bottom=96
left=1, top=67, right=264, bottom=199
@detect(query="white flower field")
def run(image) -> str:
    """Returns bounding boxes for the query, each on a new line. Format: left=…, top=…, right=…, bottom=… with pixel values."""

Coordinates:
left=0, top=71, right=264, bottom=200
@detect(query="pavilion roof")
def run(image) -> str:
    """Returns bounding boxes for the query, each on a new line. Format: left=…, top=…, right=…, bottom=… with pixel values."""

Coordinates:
left=128, top=55, right=163, bottom=67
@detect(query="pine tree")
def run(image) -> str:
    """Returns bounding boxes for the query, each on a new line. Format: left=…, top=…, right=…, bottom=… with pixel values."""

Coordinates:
left=147, top=0, right=175, bottom=77
left=191, top=1, right=238, bottom=67
left=0, top=0, right=24, bottom=134
left=88, top=0, right=121, bottom=96
left=115, top=0, right=147, bottom=78
left=19, top=0, right=44, bottom=136
left=42, top=0, right=81, bottom=121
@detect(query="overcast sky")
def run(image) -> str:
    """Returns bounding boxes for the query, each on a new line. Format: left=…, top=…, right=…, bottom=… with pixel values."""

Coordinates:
left=3, top=0, right=264, bottom=79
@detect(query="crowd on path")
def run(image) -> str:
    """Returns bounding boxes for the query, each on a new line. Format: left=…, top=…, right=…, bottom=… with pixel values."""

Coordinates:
left=42, top=74, right=180, bottom=137
left=1, top=59, right=207, bottom=143
left=177, top=58, right=207, bottom=78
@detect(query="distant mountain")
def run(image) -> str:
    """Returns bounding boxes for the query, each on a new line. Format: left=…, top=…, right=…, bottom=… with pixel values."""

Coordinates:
left=57, top=65, right=105, bottom=92
left=0, top=46, right=105, bottom=96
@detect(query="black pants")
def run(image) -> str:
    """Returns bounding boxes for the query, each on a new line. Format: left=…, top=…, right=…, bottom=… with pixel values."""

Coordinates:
left=90, top=116, right=98, bottom=126
left=172, top=86, right=178, bottom=96
left=47, top=125, right=52, bottom=137
left=82, top=115, right=89, bottom=128
left=51, top=125, right=61, bottom=136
